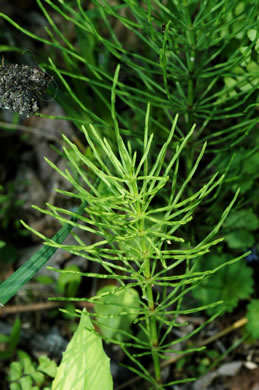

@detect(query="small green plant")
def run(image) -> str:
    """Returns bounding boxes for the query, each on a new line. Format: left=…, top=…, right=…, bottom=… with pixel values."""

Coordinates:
left=7, top=350, right=56, bottom=390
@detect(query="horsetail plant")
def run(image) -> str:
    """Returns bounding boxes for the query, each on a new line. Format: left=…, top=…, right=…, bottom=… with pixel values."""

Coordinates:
left=17, top=66, right=246, bottom=388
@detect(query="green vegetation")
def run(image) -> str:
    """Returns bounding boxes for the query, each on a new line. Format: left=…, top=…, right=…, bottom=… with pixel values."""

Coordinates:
left=0, top=1, right=258, bottom=389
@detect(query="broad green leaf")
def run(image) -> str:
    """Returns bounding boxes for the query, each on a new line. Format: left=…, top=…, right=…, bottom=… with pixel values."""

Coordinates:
left=95, top=285, right=140, bottom=341
left=223, top=209, right=259, bottom=231
left=192, top=253, right=254, bottom=314
left=224, top=230, right=255, bottom=249
left=52, top=309, right=113, bottom=390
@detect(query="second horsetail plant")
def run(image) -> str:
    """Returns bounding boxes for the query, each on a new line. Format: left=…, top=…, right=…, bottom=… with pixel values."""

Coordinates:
left=21, top=66, right=246, bottom=388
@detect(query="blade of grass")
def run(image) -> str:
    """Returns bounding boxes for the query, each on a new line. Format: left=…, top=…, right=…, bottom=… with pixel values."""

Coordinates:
left=0, top=201, right=87, bottom=306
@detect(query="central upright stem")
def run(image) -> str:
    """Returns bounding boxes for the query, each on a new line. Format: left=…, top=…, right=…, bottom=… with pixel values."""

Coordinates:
left=131, top=178, right=162, bottom=387
left=144, top=259, right=161, bottom=385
